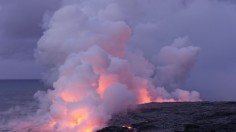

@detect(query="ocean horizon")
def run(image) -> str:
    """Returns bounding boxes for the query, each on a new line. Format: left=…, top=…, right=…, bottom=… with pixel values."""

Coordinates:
left=0, top=79, right=50, bottom=112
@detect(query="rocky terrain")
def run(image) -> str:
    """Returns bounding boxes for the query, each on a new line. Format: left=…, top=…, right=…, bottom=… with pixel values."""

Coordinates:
left=1, top=102, right=236, bottom=132
left=97, top=102, right=236, bottom=132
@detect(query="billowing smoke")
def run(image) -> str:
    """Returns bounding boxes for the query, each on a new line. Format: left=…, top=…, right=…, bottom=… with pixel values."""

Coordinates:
left=3, top=0, right=201, bottom=131
left=155, top=37, right=200, bottom=90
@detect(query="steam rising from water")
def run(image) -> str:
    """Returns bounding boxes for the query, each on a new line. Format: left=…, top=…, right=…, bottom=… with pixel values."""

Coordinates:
left=2, top=0, right=201, bottom=131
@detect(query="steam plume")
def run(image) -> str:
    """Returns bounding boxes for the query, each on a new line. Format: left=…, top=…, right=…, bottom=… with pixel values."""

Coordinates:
left=3, top=0, right=201, bottom=131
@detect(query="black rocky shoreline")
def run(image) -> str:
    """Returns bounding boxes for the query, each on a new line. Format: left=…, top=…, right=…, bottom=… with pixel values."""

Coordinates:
left=97, top=102, right=236, bottom=132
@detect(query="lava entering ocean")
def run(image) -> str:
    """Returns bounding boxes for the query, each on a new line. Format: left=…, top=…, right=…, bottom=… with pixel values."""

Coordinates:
left=2, top=0, right=202, bottom=132
left=34, top=1, right=201, bottom=131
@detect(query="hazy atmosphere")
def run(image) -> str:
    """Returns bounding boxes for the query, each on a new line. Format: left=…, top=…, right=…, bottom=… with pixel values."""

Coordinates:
left=1, top=0, right=236, bottom=131
left=1, top=0, right=235, bottom=101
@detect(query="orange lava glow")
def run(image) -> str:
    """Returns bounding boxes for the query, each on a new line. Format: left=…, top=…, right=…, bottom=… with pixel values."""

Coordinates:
left=122, top=125, right=133, bottom=130
left=47, top=107, right=100, bottom=132
left=138, top=88, right=152, bottom=104
left=155, top=97, right=175, bottom=103
left=60, top=92, right=77, bottom=102
left=83, top=127, right=93, bottom=132
left=97, top=74, right=118, bottom=96
left=48, top=76, right=177, bottom=132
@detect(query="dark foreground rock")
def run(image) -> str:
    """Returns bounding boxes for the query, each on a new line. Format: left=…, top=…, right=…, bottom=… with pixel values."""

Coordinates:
left=97, top=102, right=236, bottom=132
left=97, top=126, right=135, bottom=132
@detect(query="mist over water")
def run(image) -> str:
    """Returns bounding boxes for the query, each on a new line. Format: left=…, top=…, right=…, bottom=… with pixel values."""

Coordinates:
left=0, top=80, right=48, bottom=130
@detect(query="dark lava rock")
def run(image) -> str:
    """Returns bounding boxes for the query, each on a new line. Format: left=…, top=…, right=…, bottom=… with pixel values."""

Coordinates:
left=184, top=124, right=202, bottom=132
left=97, top=102, right=236, bottom=132
left=97, top=126, right=135, bottom=132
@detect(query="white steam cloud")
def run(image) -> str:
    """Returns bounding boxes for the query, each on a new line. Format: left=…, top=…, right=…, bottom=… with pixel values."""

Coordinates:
left=2, top=0, right=202, bottom=131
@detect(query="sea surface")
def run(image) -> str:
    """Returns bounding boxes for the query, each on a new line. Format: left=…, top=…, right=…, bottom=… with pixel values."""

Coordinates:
left=0, top=80, right=51, bottom=131
left=0, top=80, right=50, bottom=112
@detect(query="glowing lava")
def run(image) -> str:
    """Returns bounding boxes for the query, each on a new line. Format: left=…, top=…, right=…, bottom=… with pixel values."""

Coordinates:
left=138, top=88, right=152, bottom=104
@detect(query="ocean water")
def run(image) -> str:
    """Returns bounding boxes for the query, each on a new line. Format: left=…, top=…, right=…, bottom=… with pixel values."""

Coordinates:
left=0, top=80, right=51, bottom=131
left=0, top=80, right=49, bottom=112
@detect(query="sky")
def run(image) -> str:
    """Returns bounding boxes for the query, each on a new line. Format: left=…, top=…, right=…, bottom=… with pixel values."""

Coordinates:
left=0, top=0, right=60, bottom=79
left=0, top=0, right=236, bottom=101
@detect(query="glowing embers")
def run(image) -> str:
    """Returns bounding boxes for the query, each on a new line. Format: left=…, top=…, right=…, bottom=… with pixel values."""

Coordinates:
left=122, top=125, right=133, bottom=130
